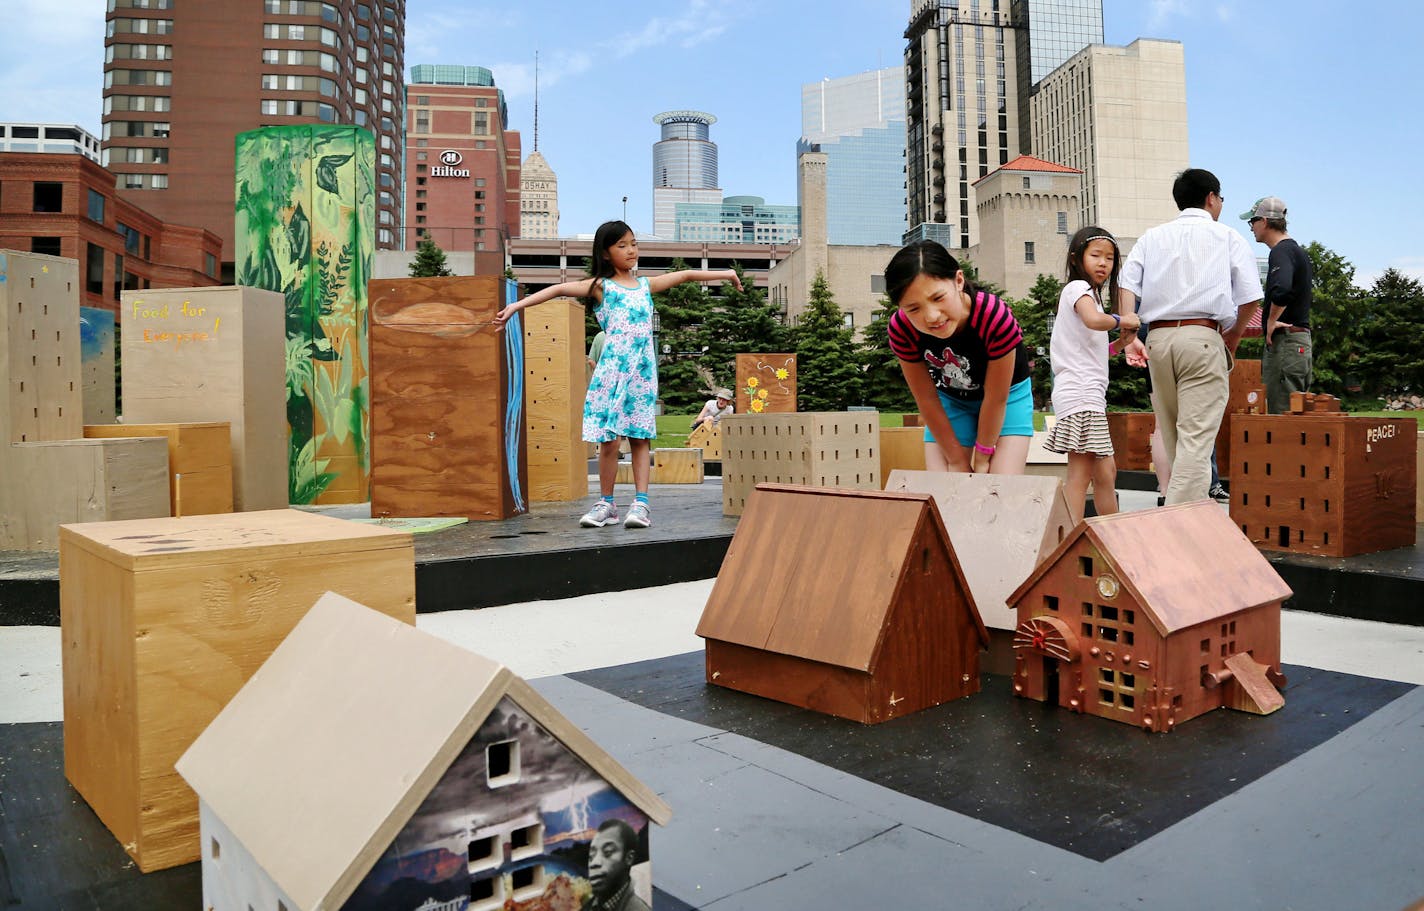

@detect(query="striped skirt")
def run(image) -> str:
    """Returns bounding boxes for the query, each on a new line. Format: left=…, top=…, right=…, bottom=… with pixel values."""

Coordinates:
left=1044, top=410, right=1114, bottom=456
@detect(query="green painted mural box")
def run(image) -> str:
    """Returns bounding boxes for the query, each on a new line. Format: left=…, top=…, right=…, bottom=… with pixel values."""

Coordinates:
left=235, top=125, right=375, bottom=505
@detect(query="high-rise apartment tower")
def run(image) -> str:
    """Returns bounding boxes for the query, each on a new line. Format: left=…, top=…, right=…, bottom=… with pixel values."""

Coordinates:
left=903, top=0, right=1101, bottom=248
left=101, top=0, right=407, bottom=274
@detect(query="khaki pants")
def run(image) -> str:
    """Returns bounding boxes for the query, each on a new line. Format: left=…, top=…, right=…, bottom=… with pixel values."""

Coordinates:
left=1147, top=326, right=1228, bottom=505
left=1263, top=330, right=1313, bottom=414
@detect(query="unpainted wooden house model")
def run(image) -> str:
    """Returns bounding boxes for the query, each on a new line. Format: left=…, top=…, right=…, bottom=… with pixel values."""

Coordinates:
left=1006, top=501, right=1292, bottom=732
left=884, top=469, right=1073, bottom=632
left=176, top=592, right=670, bottom=911
left=698, top=483, right=989, bottom=723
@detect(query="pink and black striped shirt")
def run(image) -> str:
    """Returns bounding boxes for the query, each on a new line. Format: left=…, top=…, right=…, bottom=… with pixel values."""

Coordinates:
left=888, top=290, right=1029, bottom=401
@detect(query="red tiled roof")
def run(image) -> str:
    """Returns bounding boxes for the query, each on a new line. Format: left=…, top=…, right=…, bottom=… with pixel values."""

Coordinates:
left=972, top=155, right=1082, bottom=185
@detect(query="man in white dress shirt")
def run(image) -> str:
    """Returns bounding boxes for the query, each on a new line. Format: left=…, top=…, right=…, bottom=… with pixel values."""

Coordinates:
left=1117, top=168, right=1263, bottom=505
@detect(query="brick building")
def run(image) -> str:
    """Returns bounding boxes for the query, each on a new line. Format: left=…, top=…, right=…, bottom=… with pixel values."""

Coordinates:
left=0, top=152, right=222, bottom=313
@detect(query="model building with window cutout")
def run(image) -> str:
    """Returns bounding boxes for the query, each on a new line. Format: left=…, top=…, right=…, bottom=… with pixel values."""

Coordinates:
left=177, top=592, right=670, bottom=911
left=1007, top=501, right=1291, bottom=732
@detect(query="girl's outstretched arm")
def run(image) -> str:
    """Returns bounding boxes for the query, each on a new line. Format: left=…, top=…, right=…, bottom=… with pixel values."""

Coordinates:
left=647, top=269, right=742, bottom=294
left=494, top=277, right=599, bottom=325
left=1074, top=294, right=1139, bottom=332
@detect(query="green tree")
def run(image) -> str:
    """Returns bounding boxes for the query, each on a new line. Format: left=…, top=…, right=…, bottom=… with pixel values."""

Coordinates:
left=791, top=270, right=863, bottom=410
left=1304, top=242, right=1368, bottom=397
left=857, top=297, right=917, bottom=412
left=651, top=258, right=712, bottom=412
left=1353, top=268, right=1424, bottom=397
left=408, top=237, right=453, bottom=277
left=1012, top=275, right=1060, bottom=410
left=699, top=265, right=788, bottom=385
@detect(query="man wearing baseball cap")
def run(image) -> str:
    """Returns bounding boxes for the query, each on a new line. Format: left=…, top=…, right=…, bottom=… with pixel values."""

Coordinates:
left=1243, top=196, right=1314, bottom=413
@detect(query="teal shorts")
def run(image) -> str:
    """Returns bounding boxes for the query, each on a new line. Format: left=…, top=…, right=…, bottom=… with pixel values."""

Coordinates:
left=924, top=377, right=1035, bottom=447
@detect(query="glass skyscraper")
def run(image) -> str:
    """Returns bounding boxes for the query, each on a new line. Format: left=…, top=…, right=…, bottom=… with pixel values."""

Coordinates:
left=1012, top=0, right=1104, bottom=153
left=673, top=196, right=800, bottom=244
left=903, top=0, right=1102, bottom=248
left=652, top=110, right=721, bottom=237
left=799, top=67, right=906, bottom=246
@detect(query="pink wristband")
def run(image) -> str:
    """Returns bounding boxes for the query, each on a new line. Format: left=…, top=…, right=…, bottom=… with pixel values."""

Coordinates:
left=973, top=442, right=996, bottom=456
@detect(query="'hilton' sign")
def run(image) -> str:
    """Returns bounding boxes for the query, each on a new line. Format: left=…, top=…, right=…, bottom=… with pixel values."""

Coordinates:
left=432, top=149, right=470, bottom=178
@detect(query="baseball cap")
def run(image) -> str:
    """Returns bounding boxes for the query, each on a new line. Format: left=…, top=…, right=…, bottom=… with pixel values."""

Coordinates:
left=1240, top=196, right=1286, bottom=221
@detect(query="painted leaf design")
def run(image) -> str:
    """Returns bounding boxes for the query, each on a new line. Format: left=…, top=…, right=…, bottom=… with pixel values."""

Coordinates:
left=315, top=153, right=352, bottom=195
left=286, top=202, right=311, bottom=269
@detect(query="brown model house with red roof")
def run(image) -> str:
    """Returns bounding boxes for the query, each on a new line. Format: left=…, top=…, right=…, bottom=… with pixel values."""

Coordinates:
left=1006, top=501, right=1292, bottom=732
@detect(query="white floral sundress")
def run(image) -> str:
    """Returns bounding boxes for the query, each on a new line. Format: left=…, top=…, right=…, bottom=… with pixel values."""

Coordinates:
left=583, top=277, right=658, bottom=442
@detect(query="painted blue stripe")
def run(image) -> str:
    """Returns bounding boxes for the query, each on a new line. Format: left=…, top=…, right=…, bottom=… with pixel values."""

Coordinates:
left=502, top=281, right=526, bottom=514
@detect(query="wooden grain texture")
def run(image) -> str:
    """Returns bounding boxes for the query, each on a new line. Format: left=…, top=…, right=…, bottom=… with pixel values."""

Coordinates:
left=523, top=298, right=587, bottom=502
left=885, top=469, right=1073, bottom=630
left=1222, top=652, right=1285, bottom=715
left=60, top=511, right=415, bottom=872
left=0, top=251, right=84, bottom=446
left=119, top=286, right=288, bottom=512
left=878, top=427, right=926, bottom=484
left=1229, top=414, right=1417, bottom=557
left=84, top=422, right=234, bottom=516
left=720, top=412, right=879, bottom=516
left=1106, top=412, right=1155, bottom=471
left=1009, top=501, right=1289, bottom=732
left=1, top=438, right=169, bottom=550
left=1289, top=391, right=1341, bottom=413
left=699, top=484, right=986, bottom=723
left=686, top=420, right=722, bottom=460
left=617, top=448, right=704, bottom=485
left=369, top=276, right=527, bottom=519
left=1214, top=359, right=1266, bottom=479
left=1025, top=431, right=1068, bottom=482
left=735, top=353, right=796, bottom=415
left=1417, top=431, right=1423, bottom=521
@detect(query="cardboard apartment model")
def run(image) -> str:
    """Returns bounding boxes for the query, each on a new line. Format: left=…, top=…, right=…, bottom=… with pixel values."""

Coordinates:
left=698, top=484, right=988, bottom=723
left=1007, top=501, right=1292, bottom=732
left=176, top=593, right=671, bottom=911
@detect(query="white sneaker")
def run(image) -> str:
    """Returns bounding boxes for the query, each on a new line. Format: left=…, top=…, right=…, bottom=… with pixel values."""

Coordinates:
left=579, top=500, right=619, bottom=527
left=624, top=502, right=651, bottom=529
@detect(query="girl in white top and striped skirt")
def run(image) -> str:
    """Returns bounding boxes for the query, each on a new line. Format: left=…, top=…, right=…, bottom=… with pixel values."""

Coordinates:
left=1046, top=226, right=1140, bottom=523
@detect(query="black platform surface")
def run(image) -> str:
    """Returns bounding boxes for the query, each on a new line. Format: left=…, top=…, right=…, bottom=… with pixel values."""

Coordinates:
left=4, top=655, right=1422, bottom=911
left=3, top=481, right=1422, bottom=626
left=571, top=652, right=1412, bottom=860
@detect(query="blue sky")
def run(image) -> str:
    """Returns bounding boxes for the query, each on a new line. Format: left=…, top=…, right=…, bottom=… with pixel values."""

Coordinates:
left=2, top=0, right=1419, bottom=287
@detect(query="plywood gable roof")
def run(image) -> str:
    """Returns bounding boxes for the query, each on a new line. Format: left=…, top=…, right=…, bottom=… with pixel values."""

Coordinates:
left=1009, top=502, right=1292, bottom=636
left=696, top=484, right=984, bottom=671
left=176, top=593, right=670, bottom=911
left=885, top=469, right=1072, bottom=630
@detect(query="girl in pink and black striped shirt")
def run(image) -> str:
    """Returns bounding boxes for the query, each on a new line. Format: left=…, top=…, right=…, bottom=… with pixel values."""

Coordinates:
left=885, top=240, right=1034, bottom=474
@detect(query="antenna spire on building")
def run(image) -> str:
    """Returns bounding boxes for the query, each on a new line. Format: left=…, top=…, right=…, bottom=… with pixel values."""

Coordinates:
left=532, top=51, right=539, bottom=152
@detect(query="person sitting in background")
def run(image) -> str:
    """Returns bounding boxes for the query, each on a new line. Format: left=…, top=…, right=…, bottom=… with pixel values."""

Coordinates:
left=691, top=388, right=734, bottom=431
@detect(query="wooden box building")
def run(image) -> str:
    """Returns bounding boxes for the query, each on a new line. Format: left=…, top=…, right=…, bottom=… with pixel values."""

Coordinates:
left=2, top=250, right=168, bottom=550
left=1106, top=411, right=1155, bottom=471
left=523, top=297, right=588, bottom=502
left=721, top=411, right=879, bottom=516
left=1214, top=358, right=1266, bottom=480
left=686, top=419, right=722, bottom=460
left=735, top=352, right=796, bottom=414
left=84, top=421, right=234, bottom=516
left=1229, top=413, right=1417, bottom=557
left=60, top=509, right=416, bottom=871
left=119, top=286, right=288, bottom=512
left=885, top=470, right=1072, bottom=631
left=1007, top=501, right=1291, bottom=732
left=697, top=484, right=988, bottom=724
left=369, top=275, right=528, bottom=519
left=176, top=593, right=670, bottom=911
left=615, top=447, right=703, bottom=484
left=878, top=426, right=927, bottom=482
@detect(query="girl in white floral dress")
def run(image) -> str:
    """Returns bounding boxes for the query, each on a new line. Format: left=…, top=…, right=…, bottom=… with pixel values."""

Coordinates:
left=497, top=220, right=740, bottom=529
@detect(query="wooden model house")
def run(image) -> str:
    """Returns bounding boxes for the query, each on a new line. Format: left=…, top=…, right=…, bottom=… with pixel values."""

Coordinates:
left=1229, top=412, right=1416, bottom=556
left=1006, top=501, right=1292, bottom=732
left=884, top=469, right=1073, bottom=631
left=176, top=592, right=671, bottom=911
left=697, top=484, right=988, bottom=723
